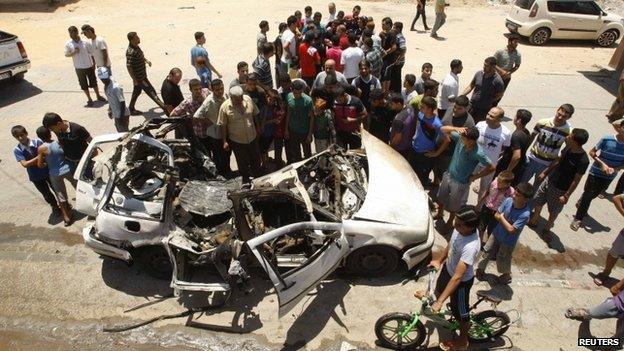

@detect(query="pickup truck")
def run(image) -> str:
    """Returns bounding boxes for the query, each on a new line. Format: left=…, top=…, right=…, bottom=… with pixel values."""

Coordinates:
left=0, top=31, right=30, bottom=82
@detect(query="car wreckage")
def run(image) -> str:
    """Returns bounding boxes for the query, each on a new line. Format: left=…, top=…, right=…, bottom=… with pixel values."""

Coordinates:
left=75, top=118, right=435, bottom=316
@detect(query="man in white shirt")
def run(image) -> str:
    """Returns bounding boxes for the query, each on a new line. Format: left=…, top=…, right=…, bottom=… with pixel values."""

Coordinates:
left=439, top=59, right=463, bottom=118
left=311, top=59, right=349, bottom=93
left=340, top=34, right=364, bottom=83
left=327, top=2, right=337, bottom=23
left=474, top=107, right=511, bottom=197
left=64, top=26, right=105, bottom=107
left=280, top=16, right=298, bottom=75
left=81, top=25, right=110, bottom=70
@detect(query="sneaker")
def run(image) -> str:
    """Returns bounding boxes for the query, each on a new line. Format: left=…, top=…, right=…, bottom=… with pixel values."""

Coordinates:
left=96, top=95, right=107, bottom=102
left=86, top=100, right=94, bottom=107
left=570, top=220, right=581, bottom=232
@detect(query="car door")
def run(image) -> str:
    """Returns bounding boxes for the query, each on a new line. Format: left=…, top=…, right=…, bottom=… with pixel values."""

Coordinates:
left=246, top=221, right=348, bottom=317
left=573, top=1, right=604, bottom=39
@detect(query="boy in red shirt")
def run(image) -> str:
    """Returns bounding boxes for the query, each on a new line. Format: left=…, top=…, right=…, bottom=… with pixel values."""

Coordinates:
left=298, top=32, right=321, bottom=89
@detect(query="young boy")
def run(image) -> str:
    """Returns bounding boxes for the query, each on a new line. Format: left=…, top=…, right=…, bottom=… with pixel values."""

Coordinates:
left=476, top=182, right=534, bottom=285
left=477, top=170, right=515, bottom=243
left=313, top=96, right=335, bottom=152
left=97, top=67, right=130, bottom=132
left=415, top=205, right=482, bottom=351
left=402, top=73, right=418, bottom=105
left=529, top=128, right=590, bottom=242
left=12, top=125, right=60, bottom=215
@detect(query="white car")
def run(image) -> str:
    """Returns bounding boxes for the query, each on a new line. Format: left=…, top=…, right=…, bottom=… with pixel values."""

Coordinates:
left=505, top=0, right=624, bottom=46
left=0, top=31, right=30, bottom=81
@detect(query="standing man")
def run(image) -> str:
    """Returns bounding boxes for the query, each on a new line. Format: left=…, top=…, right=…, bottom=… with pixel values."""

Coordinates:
left=392, top=22, right=407, bottom=93
left=41, top=112, right=92, bottom=170
left=285, top=80, right=315, bottom=162
left=571, top=118, right=624, bottom=231
left=170, top=78, right=210, bottom=139
left=414, top=62, right=433, bottom=95
left=97, top=67, right=130, bottom=132
left=430, top=0, right=447, bottom=39
left=520, top=104, right=574, bottom=187
left=257, top=20, right=270, bottom=54
left=299, top=33, right=322, bottom=88
left=493, top=33, right=522, bottom=106
left=280, top=16, right=299, bottom=76
left=439, top=59, right=463, bottom=118
left=495, top=109, right=532, bottom=186
left=253, top=43, right=275, bottom=90
left=274, top=22, right=287, bottom=80
left=474, top=107, right=512, bottom=198
left=380, top=17, right=398, bottom=93
left=408, top=96, right=449, bottom=187
left=389, top=95, right=416, bottom=159
left=218, top=86, right=262, bottom=183
left=462, top=57, right=504, bottom=123
left=326, top=35, right=344, bottom=73
left=230, top=61, right=249, bottom=88
left=194, top=79, right=231, bottom=176
left=191, top=31, right=222, bottom=81
left=363, top=37, right=383, bottom=79
left=410, top=0, right=430, bottom=31
left=126, top=31, right=166, bottom=115
left=327, top=2, right=337, bottom=23
left=64, top=26, right=105, bottom=107
left=341, top=34, right=365, bottom=84
left=352, top=60, right=381, bottom=111
left=81, top=25, right=110, bottom=71
left=311, top=59, right=349, bottom=93
left=161, top=68, right=184, bottom=116
left=333, top=86, right=367, bottom=149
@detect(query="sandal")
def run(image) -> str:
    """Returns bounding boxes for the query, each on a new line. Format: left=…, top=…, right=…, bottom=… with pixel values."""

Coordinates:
left=497, top=274, right=512, bottom=285
left=565, top=307, right=590, bottom=321
left=439, top=340, right=468, bottom=351
left=593, top=272, right=609, bottom=286
left=475, top=269, right=486, bottom=281
left=570, top=220, right=581, bottom=232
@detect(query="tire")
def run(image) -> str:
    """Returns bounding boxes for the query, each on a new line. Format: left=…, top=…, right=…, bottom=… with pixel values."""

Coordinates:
left=529, top=27, right=551, bottom=46
left=468, top=310, right=511, bottom=343
left=597, top=29, right=619, bottom=48
left=346, top=245, right=399, bottom=276
left=374, top=312, right=426, bottom=350
left=137, top=246, right=173, bottom=280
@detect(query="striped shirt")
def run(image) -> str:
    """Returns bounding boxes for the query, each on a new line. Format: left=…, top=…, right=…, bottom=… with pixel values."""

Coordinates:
left=528, top=118, right=571, bottom=165
left=126, top=45, right=147, bottom=80
left=365, top=47, right=383, bottom=78
left=590, top=135, right=624, bottom=179
left=252, top=54, right=273, bottom=88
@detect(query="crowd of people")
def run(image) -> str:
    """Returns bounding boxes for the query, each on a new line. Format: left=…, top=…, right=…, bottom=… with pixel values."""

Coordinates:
left=9, top=2, right=624, bottom=349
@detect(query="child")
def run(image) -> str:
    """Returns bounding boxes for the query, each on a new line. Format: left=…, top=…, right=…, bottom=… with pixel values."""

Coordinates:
left=97, top=67, right=130, bottom=132
left=476, top=182, right=534, bottom=285
left=477, top=170, right=515, bottom=243
left=529, top=128, right=590, bottom=241
left=36, top=126, right=77, bottom=226
left=313, top=96, right=335, bottom=153
left=196, top=56, right=212, bottom=89
left=12, top=125, right=60, bottom=216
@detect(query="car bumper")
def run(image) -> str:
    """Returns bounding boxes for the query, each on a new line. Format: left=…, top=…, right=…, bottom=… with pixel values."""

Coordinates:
left=0, top=59, right=30, bottom=80
left=401, top=216, right=435, bottom=270
left=505, top=19, right=532, bottom=37
left=82, top=223, right=133, bottom=263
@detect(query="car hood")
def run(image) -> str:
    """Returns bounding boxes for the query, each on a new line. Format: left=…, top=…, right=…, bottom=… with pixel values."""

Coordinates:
left=604, top=12, right=624, bottom=23
left=352, top=130, right=429, bottom=228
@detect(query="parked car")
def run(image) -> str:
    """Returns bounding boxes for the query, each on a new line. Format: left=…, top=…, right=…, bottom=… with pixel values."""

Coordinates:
left=0, top=31, right=30, bottom=82
left=75, top=119, right=435, bottom=316
left=505, top=0, right=624, bottom=46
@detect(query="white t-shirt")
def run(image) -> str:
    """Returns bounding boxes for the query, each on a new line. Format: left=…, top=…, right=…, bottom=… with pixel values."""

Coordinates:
left=280, top=29, right=296, bottom=65
left=64, top=39, right=93, bottom=69
left=445, top=229, right=481, bottom=282
left=440, top=72, right=459, bottom=110
left=340, top=47, right=364, bottom=79
left=476, top=121, right=511, bottom=165
left=90, top=36, right=109, bottom=67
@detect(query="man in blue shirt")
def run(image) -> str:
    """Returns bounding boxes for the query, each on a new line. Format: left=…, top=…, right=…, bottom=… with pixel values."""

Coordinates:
left=11, top=125, right=59, bottom=215
left=190, top=31, right=222, bottom=80
left=435, top=126, right=495, bottom=227
left=476, top=182, right=533, bottom=285
left=408, top=96, right=449, bottom=187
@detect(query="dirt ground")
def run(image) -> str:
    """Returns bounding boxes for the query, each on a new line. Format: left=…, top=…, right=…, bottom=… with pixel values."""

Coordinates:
left=1, top=0, right=624, bottom=350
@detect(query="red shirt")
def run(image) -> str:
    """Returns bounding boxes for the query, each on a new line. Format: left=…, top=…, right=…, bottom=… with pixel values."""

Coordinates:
left=326, top=46, right=343, bottom=72
left=298, top=43, right=320, bottom=78
left=339, top=34, right=349, bottom=50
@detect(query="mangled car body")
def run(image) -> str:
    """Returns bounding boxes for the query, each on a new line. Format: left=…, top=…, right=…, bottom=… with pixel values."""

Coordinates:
left=76, top=119, right=434, bottom=315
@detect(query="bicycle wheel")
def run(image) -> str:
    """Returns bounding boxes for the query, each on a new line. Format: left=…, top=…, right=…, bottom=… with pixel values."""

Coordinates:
left=468, top=310, right=511, bottom=343
left=374, top=312, right=426, bottom=350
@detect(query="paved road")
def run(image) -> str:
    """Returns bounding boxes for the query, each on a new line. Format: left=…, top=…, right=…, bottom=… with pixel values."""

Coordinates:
left=1, top=0, right=623, bottom=350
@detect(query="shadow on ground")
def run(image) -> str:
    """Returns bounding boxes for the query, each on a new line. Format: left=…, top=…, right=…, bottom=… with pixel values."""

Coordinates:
left=517, top=36, right=618, bottom=49
left=0, top=78, right=42, bottom=108
left=0, top=0, right=81, bottom=13
left=100, top=256, right=173, bottom=297
left=579, top=70, right=620, bottom=97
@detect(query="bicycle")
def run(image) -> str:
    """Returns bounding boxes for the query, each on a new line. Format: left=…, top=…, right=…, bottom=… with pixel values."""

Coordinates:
left=374, top=268, right=519, bottom=350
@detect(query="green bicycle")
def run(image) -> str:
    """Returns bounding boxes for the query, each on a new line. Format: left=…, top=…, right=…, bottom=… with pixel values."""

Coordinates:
left=375, top=268, right=518, bottom=350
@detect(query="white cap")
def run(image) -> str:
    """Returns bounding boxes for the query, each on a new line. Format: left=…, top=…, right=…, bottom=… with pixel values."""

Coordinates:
left=96, top=66, right=110, bottom=80
left=229, top=85, right=244, bottom=97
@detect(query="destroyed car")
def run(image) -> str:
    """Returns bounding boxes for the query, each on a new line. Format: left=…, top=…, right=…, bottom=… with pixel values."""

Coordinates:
left=76, top=120, right=435, bottom=315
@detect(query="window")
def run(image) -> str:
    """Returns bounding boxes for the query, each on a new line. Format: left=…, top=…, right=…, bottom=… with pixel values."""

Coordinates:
left=515, top=0, right=536, bottom=10
left=547, top=1, right=577, bottom=13
left=575, top=1, right=600, bottom=15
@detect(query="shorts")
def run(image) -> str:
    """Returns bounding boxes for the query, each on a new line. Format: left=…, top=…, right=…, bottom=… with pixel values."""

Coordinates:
left=476, top=234, right=514, bottom=274
left=50, top=172, right=77, bottom=202
left=533, top=178, right=566, bottom=217
left=479, top=207, right=497, bottom=235
left=609, top=230, right=624, bottom=258
left=435, top=267, right=474, bottom=322
left=437, top=172, right=469, bottom=213
left=381, top=62, right=395, bottom=82
left=75, top=66, right=97, bottom=90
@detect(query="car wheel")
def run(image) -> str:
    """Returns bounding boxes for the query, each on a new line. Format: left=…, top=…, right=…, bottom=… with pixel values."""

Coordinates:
left=137, top=246, right=173, bottom=280
left=597, top=29, right=619, bottom=47
left=346, top=246, right=399, bottom=276
left=529, top=27, right=551, bottom=46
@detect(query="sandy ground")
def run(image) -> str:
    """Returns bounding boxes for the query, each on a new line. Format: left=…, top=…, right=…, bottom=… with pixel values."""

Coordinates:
left=1, top=0, right=624, bottom=350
